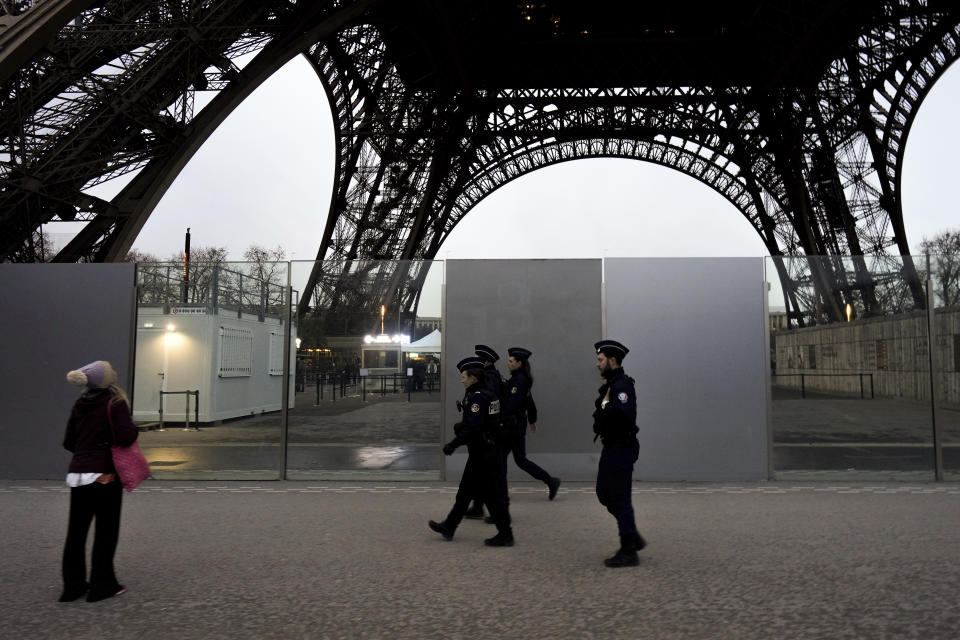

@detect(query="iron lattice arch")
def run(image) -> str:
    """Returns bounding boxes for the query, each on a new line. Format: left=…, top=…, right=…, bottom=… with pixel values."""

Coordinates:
left=1, top=1, right=959, bottom=329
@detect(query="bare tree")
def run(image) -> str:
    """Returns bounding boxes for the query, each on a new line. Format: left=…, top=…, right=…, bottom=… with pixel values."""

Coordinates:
left=919, top=229, right=960, bottom=307
left=240, top=245, right=287, bottom=312
left=123, top=248, right=160, bottom=263
left=3, top=229, right=55, bottom=262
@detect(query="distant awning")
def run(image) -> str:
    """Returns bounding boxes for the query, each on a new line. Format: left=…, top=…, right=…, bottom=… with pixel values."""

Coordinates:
left=401, top=329, right=441, bottom=353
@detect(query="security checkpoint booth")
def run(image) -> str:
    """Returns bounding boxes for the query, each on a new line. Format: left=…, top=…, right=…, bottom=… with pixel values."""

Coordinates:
left=131, top=264, right=296, bottom=425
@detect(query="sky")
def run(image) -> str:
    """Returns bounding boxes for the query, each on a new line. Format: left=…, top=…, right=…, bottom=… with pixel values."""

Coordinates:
left=65, top=52, right=960, bottom=316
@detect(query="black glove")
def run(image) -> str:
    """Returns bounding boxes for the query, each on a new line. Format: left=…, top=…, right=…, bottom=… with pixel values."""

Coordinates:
left=442, top=442, right=456, bottom=455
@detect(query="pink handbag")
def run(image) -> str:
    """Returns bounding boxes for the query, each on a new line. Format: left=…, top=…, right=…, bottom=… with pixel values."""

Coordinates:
left=108, top=399, right=151, bottom=491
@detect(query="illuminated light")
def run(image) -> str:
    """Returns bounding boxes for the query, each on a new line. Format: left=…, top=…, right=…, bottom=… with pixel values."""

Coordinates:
left=364, top=335, right=374, bottom=344
left=166, top=323, right=176, bottom=332
left=143, top=323, right=154, bottom=328
left=409, top=353, right=419, bottom=358
left=845, top=303, right=853, bottom=322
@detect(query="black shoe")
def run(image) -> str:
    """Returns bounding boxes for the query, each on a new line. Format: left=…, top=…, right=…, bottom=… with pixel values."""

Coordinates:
left=484, top=532, right=515, bottom=547
left=428, top=520, right=454, bottom=540
left=547, top=477, right=561, bottom=500
left=604, top=550, right=639, bottom=568
left=635, top=532, right=647, bottom=551
left=58, top=586, right=87, bottom=602
left=483, top=516, right=496, bottom=524
left=464, top=507, right=485, bottom=520
left=86, top=584, right=126, bottom=602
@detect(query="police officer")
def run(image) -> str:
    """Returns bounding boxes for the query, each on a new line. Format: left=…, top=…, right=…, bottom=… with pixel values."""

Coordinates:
left=464, top=344, right=504, bottom=520
left=592, top=339, right=646, bottom=568
left=428, top=357, right=514, bottom=546
left=502, top=347, right=561, bottom=499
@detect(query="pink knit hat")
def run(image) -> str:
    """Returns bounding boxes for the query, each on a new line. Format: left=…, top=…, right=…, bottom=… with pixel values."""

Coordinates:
left=66, top=361, right=115, bottom=389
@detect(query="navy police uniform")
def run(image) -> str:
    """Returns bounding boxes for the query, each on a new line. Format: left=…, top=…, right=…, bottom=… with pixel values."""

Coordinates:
left=464, top=345, right=504, bottom=519
left=502, top=347, right=560, bottom=498
left=428, top=357, right=513, bottom=546
left=476, top=344, right=505, bottom=400
left=593, top=340, right=646, bottom=567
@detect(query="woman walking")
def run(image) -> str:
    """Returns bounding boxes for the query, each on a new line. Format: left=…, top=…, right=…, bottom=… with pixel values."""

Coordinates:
left=59, top=360, right=138, bottom=602
left=502, top=347, right=560, bottom=499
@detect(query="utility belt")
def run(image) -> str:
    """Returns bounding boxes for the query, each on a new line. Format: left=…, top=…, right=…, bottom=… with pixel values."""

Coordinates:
left=592, top=410, right=638, bottom=445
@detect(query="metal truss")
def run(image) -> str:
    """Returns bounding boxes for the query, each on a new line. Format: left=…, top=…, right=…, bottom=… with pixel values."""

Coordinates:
left=1, top=1, right=958, bottom=330
left=302, top=2, right=960, bottom=327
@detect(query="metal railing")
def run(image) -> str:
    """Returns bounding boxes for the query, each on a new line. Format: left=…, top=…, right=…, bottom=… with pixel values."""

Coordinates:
left=308, top=372, right=440, bottom=403
left=158, top=390, right=200, bottom=431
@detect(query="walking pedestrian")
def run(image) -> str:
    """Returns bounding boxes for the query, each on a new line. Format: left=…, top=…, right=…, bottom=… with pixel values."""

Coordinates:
left=592, top=340, right=646, bottom=568
left=463, top=344, right=504, bottom=520
left=501, top=347, right=560, bottom=499
left=59, top=360, right=139, bottom=601
left=429, top=357, right=513, bottom=546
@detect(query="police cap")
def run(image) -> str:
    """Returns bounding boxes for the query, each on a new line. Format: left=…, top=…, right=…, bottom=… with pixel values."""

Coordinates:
left=595, top=340, right=629, bottom=360
left=507, top=347, right=532, bottom=361
left=474, top=344, right=499, bottom=362
left=457, top=356, right=485, bottom=373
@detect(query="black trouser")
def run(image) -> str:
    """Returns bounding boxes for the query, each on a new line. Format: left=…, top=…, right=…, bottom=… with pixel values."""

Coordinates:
left=446, top=443, right=511, bottom=534
left=62, top=480, right=123, bottom=597
left=595, top=441, right=639, bottom=536
left=502, top=420, right=552, bottom=484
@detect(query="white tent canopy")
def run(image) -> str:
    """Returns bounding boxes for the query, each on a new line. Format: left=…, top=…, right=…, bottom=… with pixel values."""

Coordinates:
left=402, top=328, right=441, bottom=354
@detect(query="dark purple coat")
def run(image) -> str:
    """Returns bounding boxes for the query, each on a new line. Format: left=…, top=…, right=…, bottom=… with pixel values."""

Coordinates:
left=63, top=388, right=139, bottom=474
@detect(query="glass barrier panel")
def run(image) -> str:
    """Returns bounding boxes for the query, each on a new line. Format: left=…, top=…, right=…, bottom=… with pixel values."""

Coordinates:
left=285, top=259, right=443, bottom=480
left=929, top=253, right=960, bottom=480
left=133, top=260, right=287, bottom=479
left=766, top=255, right=936, bottom=481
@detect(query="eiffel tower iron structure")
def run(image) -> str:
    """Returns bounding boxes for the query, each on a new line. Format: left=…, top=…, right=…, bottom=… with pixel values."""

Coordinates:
left=2, top=1, right=959, bottom=331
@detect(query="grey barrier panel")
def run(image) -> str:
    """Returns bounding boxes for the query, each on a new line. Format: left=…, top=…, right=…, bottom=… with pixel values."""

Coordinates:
left=443, top=259, right=603, bottom=480
left=604, top=257, right=769, bottom=481
left=0, top=264, right=137, bottom=479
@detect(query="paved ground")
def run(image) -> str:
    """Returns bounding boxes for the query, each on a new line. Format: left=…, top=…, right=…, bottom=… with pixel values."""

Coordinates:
left=3, top=480, right=959, bottom=639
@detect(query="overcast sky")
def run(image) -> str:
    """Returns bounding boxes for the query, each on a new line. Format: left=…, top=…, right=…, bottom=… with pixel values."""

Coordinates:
left=72, top=53, right=959, bottom=316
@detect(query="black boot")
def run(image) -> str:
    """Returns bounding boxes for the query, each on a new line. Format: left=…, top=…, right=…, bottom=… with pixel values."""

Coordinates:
left=58, top=584, right=87, bottom=603
left=428, top=520, right=455, bottom=541
left=464, top=501, right=484, bottom=519
left=547, top=477, right=561, bottom=501
left=484, top=528, right=514, bottom=547
left=634, top=531, right=647, bottom=551
left=604, top=534, right=639, bottom=568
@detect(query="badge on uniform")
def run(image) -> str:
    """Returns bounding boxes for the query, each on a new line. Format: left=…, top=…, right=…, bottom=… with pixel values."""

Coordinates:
left=618, top=392, right=628, bottom=403
left=471, top=403, right=480, bottom=413
left=511, top=386, right=518, bottom=394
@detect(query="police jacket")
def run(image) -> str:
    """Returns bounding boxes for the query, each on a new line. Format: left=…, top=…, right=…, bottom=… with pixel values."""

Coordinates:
left=503, top=371, right=538, bottom=426
left=448, top=382, right=501, bottom=450
left=483, top=365, right=505, bottom=401
left=593, top=368, right=639, bottom=447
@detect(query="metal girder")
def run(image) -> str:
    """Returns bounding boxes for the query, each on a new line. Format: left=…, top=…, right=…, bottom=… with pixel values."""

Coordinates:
left=1, top=1, right=958, bottom=329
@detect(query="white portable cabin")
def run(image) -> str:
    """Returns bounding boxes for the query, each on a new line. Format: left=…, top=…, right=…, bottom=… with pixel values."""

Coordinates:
left=132, top=305, right=296, bottom=424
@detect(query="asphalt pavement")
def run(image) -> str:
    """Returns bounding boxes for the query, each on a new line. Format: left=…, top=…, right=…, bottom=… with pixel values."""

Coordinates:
left=3, top=480, right=959, bottom=639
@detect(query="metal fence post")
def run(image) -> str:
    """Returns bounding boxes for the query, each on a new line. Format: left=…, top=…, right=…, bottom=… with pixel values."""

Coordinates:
left=158, top=389, right=165, bottom=431
left=926, top=277, right=944, bottom=481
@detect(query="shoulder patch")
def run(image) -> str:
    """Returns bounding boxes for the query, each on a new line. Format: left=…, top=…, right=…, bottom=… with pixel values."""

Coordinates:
left=617, top=392, right=629, bottom=403
left=471, top=403, right=480, bottom=413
